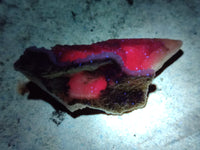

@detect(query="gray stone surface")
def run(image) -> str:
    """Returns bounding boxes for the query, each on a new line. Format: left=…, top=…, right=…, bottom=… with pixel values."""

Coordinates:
left=0, top=0, right=199, bottom=149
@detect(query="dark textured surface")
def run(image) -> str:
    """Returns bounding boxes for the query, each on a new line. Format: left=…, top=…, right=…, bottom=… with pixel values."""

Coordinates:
left=0, top=0, right=200, bottom=149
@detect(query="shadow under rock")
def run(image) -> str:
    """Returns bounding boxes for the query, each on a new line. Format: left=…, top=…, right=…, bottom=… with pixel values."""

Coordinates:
left=155, top=50, right=183, bottom=77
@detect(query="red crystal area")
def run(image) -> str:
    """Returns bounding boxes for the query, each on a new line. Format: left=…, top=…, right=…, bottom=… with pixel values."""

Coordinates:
left=52, top=39, right=170, bottom=71
left=52, top=39, right=181, bottom=100
left=68, top=72, right=107, bottom=99
left=121, top=45, right=150, bottom=70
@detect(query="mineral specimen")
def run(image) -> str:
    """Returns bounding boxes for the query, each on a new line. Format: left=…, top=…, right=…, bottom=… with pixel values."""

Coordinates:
left=14, top=39, right=182, bottom=114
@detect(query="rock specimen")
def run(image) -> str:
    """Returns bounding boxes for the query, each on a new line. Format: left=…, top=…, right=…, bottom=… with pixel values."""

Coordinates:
left=14, top=39, right=182, bottom=114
